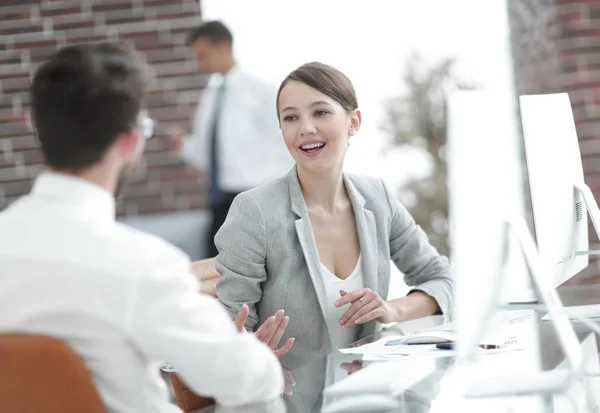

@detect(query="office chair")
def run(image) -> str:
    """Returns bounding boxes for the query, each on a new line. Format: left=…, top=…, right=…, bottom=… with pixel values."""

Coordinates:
left=168, top=372, right=215, bottom=412
left=0, top=334, right=107, bottom=413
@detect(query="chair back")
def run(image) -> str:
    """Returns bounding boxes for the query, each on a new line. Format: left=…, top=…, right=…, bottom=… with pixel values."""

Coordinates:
left=0, top=334, right=107, bottom=413
left=168, top=372, right=215, bottom=412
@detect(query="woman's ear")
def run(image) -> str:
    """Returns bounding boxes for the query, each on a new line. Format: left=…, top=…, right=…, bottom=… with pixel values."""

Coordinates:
left=349, top=109, right=362, bottom=136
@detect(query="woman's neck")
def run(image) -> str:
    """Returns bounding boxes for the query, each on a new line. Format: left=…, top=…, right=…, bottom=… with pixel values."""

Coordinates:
left=297, top=165, right=349, bottom=214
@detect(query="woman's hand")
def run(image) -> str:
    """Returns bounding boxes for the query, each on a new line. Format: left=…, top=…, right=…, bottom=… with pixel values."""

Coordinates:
left=190, top=258, right=220, bottom=297
left=334, top=288, right=400, bottom=328
left=235, top=303, right=295, bottom=358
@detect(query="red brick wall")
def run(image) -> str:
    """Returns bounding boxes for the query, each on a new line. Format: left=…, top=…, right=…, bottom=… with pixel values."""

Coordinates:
left=0, top=0, right=208, bottom=216
left=508, top=0, right=600, bottom=283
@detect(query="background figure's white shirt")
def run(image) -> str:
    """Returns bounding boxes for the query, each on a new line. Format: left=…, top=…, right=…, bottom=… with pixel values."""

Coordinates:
left=182, top=65, right=293, bottom=192
left=0, top=173, right=283, bottom=413
left=320, top=256, right=364, bottom=351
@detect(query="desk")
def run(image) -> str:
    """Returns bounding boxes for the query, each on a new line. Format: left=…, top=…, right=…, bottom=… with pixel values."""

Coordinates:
left=314, top=311, right=600, bottom=413
left=186, top=305, right=600, bottom=412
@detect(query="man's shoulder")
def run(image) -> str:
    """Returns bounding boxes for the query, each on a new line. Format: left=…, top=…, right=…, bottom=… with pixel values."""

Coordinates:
left=233, top=68, right=276, bottom=93
left=111, top=222, right=190, bottom=265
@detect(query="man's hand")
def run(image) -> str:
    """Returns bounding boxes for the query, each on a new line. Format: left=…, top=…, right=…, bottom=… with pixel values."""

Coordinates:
left=340, top=360, right=363, bottom=376
left=235, top=303, right=295, bottom=358
left=164, top=124, right=186, bottom=152
left=190, top=258, right=220, bottom=297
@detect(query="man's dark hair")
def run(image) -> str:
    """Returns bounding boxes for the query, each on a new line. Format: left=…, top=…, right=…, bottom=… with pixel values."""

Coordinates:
left=31, top=42, right=151, bottom=170
left=186, top=21, right=233, bottom=46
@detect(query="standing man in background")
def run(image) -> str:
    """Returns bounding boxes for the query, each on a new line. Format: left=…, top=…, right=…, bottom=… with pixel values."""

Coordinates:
left=166, top=21, right=292, bottom=258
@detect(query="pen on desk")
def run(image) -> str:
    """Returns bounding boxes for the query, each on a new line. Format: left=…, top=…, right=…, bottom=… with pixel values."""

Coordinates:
left=479, top=344, right=502, bottom=350
left=434, top=343, right=503, bottom=350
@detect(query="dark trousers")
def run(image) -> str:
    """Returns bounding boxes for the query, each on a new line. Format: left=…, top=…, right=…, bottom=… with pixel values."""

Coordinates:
left=206, top=192, right=240, bottom=258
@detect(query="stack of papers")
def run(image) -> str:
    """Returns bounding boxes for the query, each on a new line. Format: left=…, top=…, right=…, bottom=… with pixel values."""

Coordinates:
left=339, top=334, right=448, bottom=358
left=339, top=333, right=524, bottom=361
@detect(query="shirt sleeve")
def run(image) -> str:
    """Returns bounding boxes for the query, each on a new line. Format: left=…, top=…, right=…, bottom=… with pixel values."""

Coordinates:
left=382, top=179, right=455, bottom=315
left=257, top=84, right=294, bottom=178
left=181, top=137, right=203, bottom=169
left=127, top=250, right=283, bottom=407
left=181, top=87, right=214, bottom=170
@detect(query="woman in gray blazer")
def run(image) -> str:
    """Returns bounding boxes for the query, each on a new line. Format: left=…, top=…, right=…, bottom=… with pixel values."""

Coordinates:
left=215, top=62, right=454, bottom=369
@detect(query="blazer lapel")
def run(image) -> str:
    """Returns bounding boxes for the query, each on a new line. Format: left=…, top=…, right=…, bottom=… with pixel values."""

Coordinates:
left=288, top=168, right=331, bottom=329
left=343, top=174, right=379, bottom=295
left=343, top=175, right=379, bottom=337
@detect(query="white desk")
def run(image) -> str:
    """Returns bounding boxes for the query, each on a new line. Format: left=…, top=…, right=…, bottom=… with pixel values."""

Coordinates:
left=322, top=313, right=600, bottom=413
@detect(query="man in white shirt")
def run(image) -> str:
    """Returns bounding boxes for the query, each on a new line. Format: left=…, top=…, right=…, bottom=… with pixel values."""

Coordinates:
left=0, top=42, right=284, bottom=413
left=166, top=21, right=292, bottom=257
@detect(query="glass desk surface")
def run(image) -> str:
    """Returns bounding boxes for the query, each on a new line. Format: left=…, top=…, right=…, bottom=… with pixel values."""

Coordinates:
left=163, top=304, right=598, bottom=413
left=279, top=310, right=596, bottom=413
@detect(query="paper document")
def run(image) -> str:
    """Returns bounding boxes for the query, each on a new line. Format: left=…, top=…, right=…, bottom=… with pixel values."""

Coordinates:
left=340, top=331, right=456, bottom=355
left=341, top=332, right=522, bottom=357
left=362, top=342, right=524, bottom=361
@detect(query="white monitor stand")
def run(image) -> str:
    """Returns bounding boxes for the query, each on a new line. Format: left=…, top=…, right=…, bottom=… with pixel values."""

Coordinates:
left=527, top=182, right=600, bottom=321
left=570, top=182, right=600, bottom=263
left=538, top=182, right=600, bottom=321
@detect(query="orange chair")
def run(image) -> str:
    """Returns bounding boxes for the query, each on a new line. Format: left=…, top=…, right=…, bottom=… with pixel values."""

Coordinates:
left=168, top=371, right=215, bottom=412
left=0, top=334, right=107, bottom=413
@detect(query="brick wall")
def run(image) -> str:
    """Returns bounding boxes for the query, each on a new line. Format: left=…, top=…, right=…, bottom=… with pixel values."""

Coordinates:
left=0, top=0, right=208, bottom=216
left=508, top=0, right=600, bottom=283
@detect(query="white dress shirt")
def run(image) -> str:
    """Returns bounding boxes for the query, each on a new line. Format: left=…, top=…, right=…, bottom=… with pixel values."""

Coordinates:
left=0, top=172, right=283, bottom=413
left=181, top=66, right=293, bottom=192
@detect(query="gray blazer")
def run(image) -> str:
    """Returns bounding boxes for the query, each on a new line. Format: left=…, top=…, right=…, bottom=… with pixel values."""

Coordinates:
left=215, top=167, right=454, bottom=368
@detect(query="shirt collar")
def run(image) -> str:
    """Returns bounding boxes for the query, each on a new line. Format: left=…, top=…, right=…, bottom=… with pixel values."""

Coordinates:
left=207, top=64, right=241, bottom=88
left=31, top=172, right=116, bottom=221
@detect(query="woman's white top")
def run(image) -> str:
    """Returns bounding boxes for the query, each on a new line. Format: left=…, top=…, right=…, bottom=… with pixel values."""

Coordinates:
left=320, top=255, right=365, bottom=350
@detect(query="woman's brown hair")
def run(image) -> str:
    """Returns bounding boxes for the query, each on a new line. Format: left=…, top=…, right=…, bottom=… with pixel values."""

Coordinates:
left=276, top=62, right=358, bottom=116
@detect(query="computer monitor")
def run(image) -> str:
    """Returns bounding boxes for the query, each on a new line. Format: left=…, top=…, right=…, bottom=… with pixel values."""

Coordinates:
left=447, top=90, right=536, bottom=359
left=447, top=90, right=585, bottom=402
left=519, top=93, right=591, bottom=287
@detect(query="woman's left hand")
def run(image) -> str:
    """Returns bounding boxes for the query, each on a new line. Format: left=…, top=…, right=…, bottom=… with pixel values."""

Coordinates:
left=334, top=288, right=399, bottom=328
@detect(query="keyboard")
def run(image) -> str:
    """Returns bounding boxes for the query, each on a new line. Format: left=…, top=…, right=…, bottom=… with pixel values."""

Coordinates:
left=506, top=309, right=536, bottom=323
